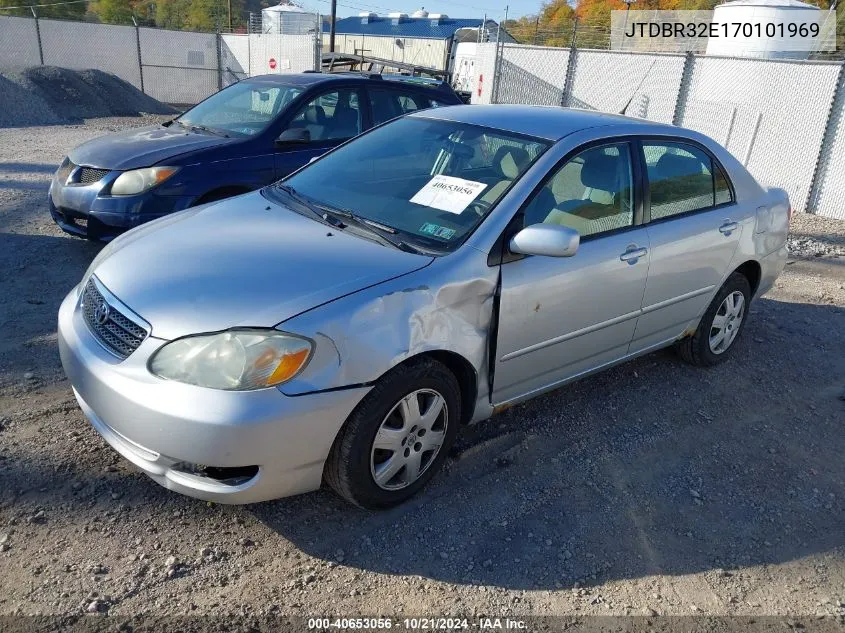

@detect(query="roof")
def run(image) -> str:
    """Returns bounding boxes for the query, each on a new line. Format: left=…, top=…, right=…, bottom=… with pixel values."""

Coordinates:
left=412, top=105, right=665, bottom=141
left=324, top=16, right=486, bottom=40
left=244, top=73, right=459, bottom=99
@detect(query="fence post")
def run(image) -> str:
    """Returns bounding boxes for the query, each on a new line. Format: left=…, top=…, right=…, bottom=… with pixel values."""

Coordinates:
left=216, top=30, right=223, bottom=91
left=31, top=6, right=44, bottom=66
left=806, top=62, right=845, bottom=214
left=560, top=18, right=579, bottom=107
left=672, top=51, right=695, bottom=126
left=132, top=16, right=145, bottom=94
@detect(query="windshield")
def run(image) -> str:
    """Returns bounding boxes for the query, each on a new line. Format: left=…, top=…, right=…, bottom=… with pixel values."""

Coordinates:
left=177, top=81, right=304, bottom=137
left=272, top=117, right=549, bottom=251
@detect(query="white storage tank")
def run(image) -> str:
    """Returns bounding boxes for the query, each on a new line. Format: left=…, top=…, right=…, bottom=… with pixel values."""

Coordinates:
left=261, top=1, right=316, bottom=35
left=705, top=0, right=824, bottom=60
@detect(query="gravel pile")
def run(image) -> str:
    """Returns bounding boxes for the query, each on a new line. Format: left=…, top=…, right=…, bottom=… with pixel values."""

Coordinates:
left=0, top=66, right=174, bottom=128
left=788, top=212, right=845, bottom=259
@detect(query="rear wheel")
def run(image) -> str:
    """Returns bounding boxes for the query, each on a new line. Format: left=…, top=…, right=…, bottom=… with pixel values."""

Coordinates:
left=324, top=358, right=461, bottom=509
left=677, top=272, right=751, bottom=366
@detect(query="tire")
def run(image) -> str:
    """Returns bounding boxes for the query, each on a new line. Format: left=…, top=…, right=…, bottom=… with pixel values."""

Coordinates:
left=324, top=358, right=461, bottom=509
left=677, top=271, right=752, bottom=367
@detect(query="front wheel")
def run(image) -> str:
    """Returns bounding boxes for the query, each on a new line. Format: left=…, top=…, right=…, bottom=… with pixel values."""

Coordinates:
left=324, top=358, right=461, bottom=509
left=677, top=272, right=751, bottom=366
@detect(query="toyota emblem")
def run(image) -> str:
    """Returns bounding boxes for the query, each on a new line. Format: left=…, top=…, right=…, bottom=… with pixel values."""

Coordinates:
left=93, top=300, right=110, bottom=325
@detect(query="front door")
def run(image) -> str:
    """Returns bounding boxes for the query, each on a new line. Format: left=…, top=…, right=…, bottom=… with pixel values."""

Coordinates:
left=274, top=88, right=364, bottom=179
left=492, top=142, right=649, bottom=404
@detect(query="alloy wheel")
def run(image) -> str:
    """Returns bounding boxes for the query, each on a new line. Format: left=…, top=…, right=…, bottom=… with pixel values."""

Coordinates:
left=709, top=290, right=745, bottom=354
left=370, top=389, right=449, bottom=491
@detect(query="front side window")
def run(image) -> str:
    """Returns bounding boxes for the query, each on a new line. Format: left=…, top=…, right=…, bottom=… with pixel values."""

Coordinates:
left=644, top=142, right=733, bottom=220
left=177, top=82, right=303, bottom=137
left=522, top=143, right=634, bottom=238
left=273, top=117, right=549, bottom=251
left=285, top=89, right=362, bottom=142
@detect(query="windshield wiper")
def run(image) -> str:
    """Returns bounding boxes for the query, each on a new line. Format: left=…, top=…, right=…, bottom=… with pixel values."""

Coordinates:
left=316, top=205, right=422, bottom=254
left=274, top=184, right=332, bottom=223
left=188, top=124, right=229, bottom=138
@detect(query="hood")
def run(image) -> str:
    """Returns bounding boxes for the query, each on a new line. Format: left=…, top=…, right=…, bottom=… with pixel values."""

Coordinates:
left=69, top=124, right=233, bottom=170
left=92, top=191, right=434, bottom=340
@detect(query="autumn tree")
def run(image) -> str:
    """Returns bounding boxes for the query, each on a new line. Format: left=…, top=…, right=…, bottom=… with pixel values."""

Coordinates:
left=0, top=0, right=86, bottom=19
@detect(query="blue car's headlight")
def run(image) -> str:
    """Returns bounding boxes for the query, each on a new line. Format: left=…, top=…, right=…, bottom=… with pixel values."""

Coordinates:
left=111, top=166, right=179, bottom=196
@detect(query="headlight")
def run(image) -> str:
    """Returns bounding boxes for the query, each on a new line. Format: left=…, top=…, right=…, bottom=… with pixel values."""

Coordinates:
left=149, top=330, right=312, bottom=391
left=111, top=166, right=179, bottom=196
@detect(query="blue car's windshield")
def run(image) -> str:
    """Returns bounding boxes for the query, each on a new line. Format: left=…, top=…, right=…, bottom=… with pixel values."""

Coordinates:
left=178, top=81, right=303, bottom=138
left=274, top=117, right=549, bottom=251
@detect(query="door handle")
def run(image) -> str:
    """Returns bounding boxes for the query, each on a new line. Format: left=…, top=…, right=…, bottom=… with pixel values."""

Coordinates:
left=620, top=246, right=648, bottom=263
left=719, top=220, right=739, bottom=235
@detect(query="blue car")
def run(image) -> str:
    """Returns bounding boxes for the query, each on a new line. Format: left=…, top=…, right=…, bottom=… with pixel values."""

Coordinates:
left=49, top=73, right=462, bottom=240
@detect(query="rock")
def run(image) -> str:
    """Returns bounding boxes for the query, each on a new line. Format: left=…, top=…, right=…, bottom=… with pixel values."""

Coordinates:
left=482, top=559, right=492, bottom=567
left=164, top=555, right=178, bottom=567
left=440, top=552, right=449, bottom=560
left=86, top=600, right=104, bottom=613
left=303, top=573, right=316, bottom=584
left=690, top=489, right=701, bottom=499
left=23, top=372, right=35, bottom=380
left=643, top=607, right=658, bottom=616
left=28, top=510, right=46, bottom=524
left=110, top=492, right=122, bottom=500
left=71, top=482, right=84, bottom=491
left=239, top=537, right=254, bottom=547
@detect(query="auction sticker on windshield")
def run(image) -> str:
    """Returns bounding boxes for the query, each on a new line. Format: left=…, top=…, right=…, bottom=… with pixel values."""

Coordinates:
left=410, top=175, right=487, bottom=214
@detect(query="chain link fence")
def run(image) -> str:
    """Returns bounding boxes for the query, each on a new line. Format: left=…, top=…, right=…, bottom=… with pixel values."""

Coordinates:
left=473, top=41, right=845, bottom=219
left=0, top=13, right=321, bottom=106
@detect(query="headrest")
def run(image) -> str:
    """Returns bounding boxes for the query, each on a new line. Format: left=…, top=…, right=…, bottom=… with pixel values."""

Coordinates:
left=304, top=105, right=326, bottom=125
left=492, top=146, right=530, bottom=180
left=580, top=152, right=620, bottom=192
left=654, top=153, right=702, bottom=181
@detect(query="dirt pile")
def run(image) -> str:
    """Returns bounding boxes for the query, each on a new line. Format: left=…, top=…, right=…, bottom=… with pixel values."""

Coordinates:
left=0, top=66, right=174, bottom=127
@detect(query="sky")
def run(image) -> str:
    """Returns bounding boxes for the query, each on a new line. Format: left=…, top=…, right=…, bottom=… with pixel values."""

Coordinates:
left=302, top=0, right=540, bottom=22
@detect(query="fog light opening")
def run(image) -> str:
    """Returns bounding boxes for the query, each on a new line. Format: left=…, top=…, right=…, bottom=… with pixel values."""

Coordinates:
left=172, top=462, right=259, bottom=486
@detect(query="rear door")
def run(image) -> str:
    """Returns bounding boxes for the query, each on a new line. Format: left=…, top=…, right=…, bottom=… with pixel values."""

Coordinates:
left=274, top=86, right=365, bottom=179
left=630, top=140, right=743, bottom=353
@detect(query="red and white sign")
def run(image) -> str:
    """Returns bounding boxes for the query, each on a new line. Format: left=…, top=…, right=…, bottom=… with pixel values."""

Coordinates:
left=269, top=58, right=277, bottom=70
left=477, top=74, right=483, bottom=98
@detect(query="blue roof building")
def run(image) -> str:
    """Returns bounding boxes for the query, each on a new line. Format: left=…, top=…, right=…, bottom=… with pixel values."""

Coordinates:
left=325, top=14, right=502, bottom=41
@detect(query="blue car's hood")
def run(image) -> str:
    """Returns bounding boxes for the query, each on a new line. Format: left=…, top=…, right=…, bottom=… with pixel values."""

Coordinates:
left=69, top=124, right=233, bottom=170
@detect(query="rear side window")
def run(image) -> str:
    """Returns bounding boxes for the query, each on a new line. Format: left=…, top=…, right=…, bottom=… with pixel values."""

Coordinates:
left=643, top=142, right=734, bottom=220
left=369, top=89, right=435, bottom=126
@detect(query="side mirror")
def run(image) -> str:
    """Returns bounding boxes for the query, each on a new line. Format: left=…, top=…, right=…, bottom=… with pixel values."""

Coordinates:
left=276, top=128, right=311, bottom=146
left=509, top=224, right=580, bottom=258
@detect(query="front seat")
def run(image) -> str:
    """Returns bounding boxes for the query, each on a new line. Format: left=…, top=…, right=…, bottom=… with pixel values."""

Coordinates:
left=478, top=146, right=531, bottom=206
left=544, top=151, right=630, bottom=234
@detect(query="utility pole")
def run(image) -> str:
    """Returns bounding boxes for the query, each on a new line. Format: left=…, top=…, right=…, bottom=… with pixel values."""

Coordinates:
left=533, top=15, right=539, bottom=45
left=228, top=0, right=233, bottom=31
left=329, top=0, right=337, bottom=52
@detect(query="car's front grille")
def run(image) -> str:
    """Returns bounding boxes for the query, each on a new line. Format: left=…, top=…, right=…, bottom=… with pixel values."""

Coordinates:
left=77, top=167, right=111, bottom=184
left=81, top=279, right=149, bottom=359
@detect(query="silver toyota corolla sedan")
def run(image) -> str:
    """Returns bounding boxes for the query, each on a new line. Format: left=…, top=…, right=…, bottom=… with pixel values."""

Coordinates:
left=58, top=105, right=790, bottom=509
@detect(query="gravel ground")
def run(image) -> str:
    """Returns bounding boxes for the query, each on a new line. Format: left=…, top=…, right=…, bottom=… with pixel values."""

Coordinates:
left=0, top=119, right=844, bottom=626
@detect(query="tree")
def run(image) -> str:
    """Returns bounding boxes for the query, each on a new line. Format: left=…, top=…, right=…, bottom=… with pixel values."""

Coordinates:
left=0, top=0, right=86, bottom=19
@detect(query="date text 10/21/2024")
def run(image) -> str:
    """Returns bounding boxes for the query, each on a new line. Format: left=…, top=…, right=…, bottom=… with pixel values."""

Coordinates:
left=307, top=617, right=528, bottom=630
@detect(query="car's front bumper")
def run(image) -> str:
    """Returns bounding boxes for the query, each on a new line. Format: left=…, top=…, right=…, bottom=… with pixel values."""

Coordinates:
left=57, top=285, right=371, bottom=504
left=49, top=176, right=194, bottom=241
